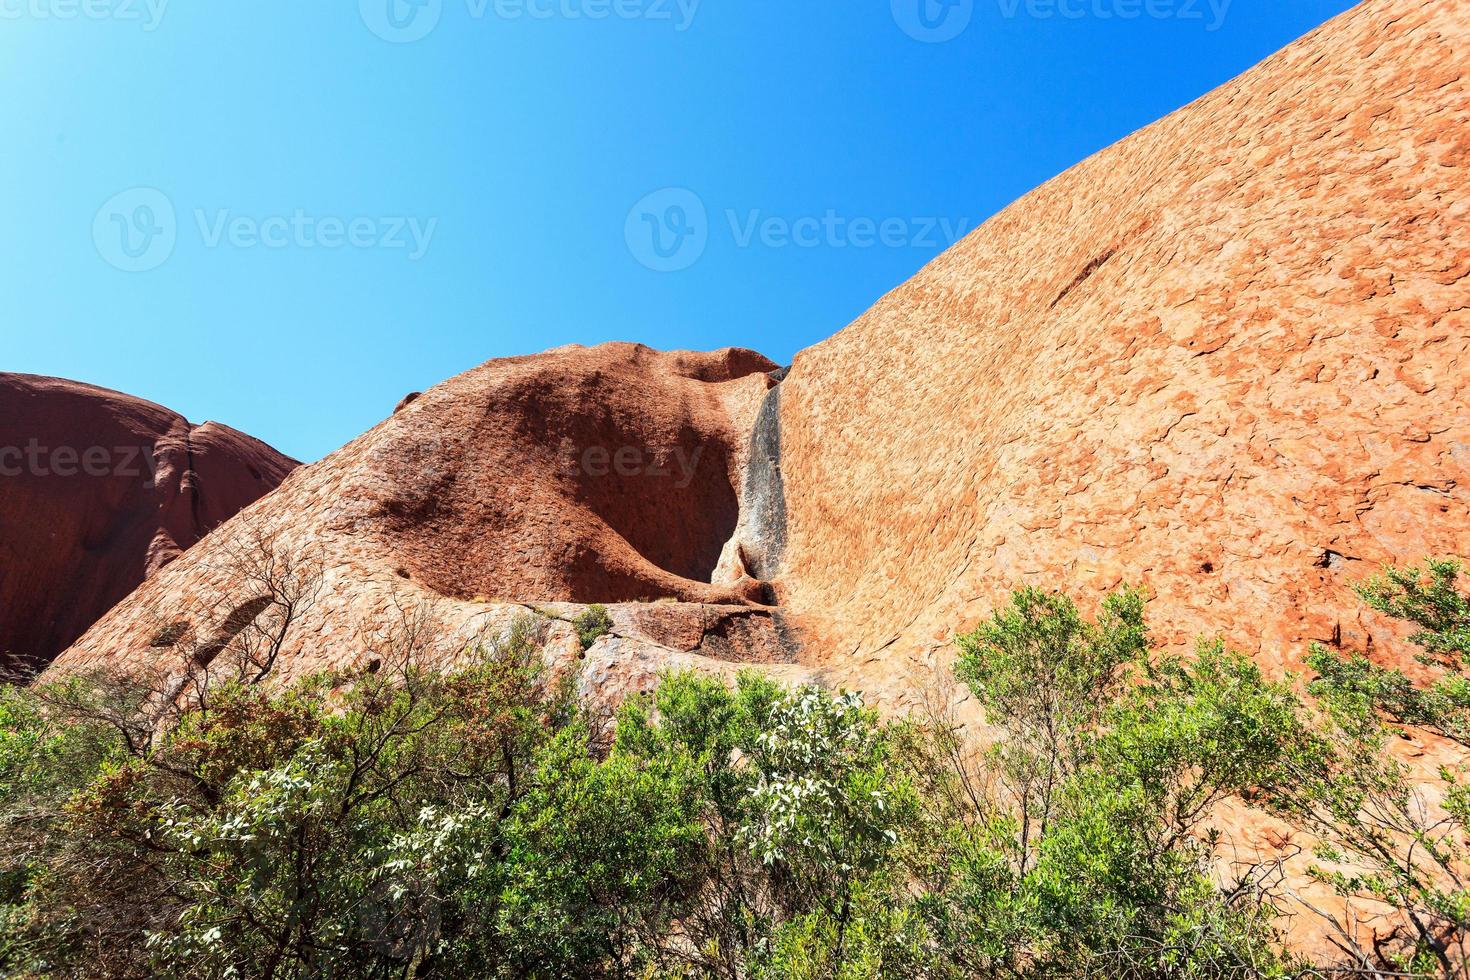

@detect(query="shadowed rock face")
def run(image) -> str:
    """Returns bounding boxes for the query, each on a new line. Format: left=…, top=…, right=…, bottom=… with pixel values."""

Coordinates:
left=736, top=378, right=788, bottom=583
left=0, top=374, right=298, bottom=671
left=49, top=344, right=789, bottom=690
left=370, top=343, right=779, bottom=604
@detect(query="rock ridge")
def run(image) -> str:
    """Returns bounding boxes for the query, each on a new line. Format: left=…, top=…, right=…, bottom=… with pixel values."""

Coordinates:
left=0, top=373, right=298, bottom=671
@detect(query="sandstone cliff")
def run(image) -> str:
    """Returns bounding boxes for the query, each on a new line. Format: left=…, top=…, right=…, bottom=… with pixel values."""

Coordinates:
left=0, top=374, right=298, bottom=671
left=775, top=0, right=1468, bottom=702
left=48, top=345, right=814, bottom=701
left=48, top=0, right=1468, bottom=711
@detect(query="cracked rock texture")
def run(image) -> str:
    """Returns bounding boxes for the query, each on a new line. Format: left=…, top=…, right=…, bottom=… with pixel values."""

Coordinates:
left=46, top=0, right=1469, bottom=720
left=0, top=374, right=298, bottom=671
left=775, top=0, right=1469, bottom=702
left=47, top=345, right=813, bottom=701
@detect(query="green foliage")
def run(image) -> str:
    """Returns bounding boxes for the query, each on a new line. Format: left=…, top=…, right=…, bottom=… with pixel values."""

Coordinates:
left=497, top=725, right=707, bottom=975
left=750, top=876, right=929, bottom=980
left=956, top=585, right=1149, bottom=751
left=1102, top=641, right=1305, bottom=831
left=0, top=681, right=132, bottom=971
left=613, top=670, right=922, bottom=978
left=1260, top=558, right=1470, bottom=977
left=0, top=620, right=572, bottom=978
left=938, top=588, right=1299, bottom=979
left=1302, top=558, right=1470, bottom=747
left=0, top=627, right=924, bottom=979
left=7, top=570, right=1468, bottom=978
left=574, top=603, right=614, bottom=651
left=741, top=687, right=916, bottom=896
left=1357, top=557, right=1470, bottom=670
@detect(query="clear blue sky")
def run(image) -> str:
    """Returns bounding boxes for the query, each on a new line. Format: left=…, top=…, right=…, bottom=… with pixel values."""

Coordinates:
left=2, top=0, right=1357, bottom=462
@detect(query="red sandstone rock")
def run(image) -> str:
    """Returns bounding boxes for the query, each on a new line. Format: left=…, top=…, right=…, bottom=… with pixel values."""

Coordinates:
left=57, top=0, right=1469, bottom=688
left=39, top=0, right=1470, bottom=955
left=775, top=0, right=1470, bottom=703
left=371, top=343, right=779, bottom=607
left=759, top=3, right=1468, bottom=953
left=50, top=0, right=1469, bottom=733
left=48, top=344, right=796, bottom=694
left=0, top=374, right=297, bottom=671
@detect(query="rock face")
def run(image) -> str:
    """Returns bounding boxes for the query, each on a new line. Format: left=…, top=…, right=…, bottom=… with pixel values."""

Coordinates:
left=35, top=0, right=1469, bottom=958
left=0, top=374, right=298, bottom=671
left=370, top=343, right=780, bottom=608
left=48, top=345, right=815, bottom=700
left=775, top=0, right=1469, bottom=698
left=48, top=0, right=1468, bottom=706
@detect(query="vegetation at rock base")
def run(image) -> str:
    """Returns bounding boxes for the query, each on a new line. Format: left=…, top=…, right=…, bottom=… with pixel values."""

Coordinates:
left=1270, top=558, right=1470, bottom=977
left=0, top=563, right=1467, bottom=978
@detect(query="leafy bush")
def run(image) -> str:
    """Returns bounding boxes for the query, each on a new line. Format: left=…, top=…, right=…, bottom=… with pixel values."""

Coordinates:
left=933, top=587, right=1302, bottom=979
left=0, top=622, right=920, bottom=978
left=575, top=603, right=614, bottom=652
left=4, top=570, right=1466, bottom=977
left=1260, top=559, right=1470, bottom=977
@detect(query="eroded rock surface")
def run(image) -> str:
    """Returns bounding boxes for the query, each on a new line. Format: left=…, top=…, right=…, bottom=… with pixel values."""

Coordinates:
left=48, top=344, right=807, bottom=700
left=40, top=0, right=1470, bottom=953
left=49, top=0, right=1470, bottom=718
left=774, top=0, right=1469, bottom=701
left=0, top=374, right=297, bottom=671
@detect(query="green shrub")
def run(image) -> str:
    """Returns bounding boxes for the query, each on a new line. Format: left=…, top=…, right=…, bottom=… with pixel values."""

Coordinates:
left=574, top=603, right=614, bottom=651
left=5, top=571, right=1464, bottom=978
left=936, top=587, right=1301, bottom=979
left=1261, top=558, right=1470, bottom=977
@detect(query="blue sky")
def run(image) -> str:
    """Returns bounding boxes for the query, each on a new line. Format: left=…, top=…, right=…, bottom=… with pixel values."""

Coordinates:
left=2, top=0, right=1357, bottom=462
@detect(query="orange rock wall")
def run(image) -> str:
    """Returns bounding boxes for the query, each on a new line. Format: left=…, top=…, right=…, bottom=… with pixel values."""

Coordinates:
left=49, top=345, right=795, bottom=692
left=775, top=0, right=1470, bottom=698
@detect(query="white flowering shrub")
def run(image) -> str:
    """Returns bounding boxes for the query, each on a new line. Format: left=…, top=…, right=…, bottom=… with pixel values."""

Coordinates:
left=13, top=574, right=1433, bottom=980
left=744, top=689, right=907, bottom=876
